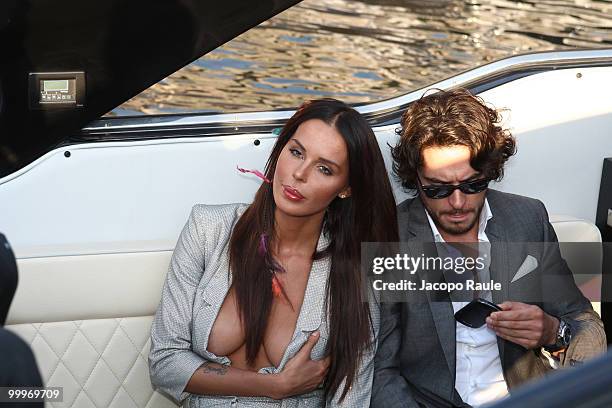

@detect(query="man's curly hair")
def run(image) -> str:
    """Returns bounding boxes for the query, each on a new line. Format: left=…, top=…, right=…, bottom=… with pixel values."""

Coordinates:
left=391, top=88, right=516, bottom=190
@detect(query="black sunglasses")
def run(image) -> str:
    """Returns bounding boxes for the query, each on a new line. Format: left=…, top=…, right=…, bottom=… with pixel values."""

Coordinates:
left=417, top=175, right=489, bottom=199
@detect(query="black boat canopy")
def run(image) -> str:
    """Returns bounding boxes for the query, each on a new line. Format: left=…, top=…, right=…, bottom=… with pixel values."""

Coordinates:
left=0, top=0, right=301, bottom=177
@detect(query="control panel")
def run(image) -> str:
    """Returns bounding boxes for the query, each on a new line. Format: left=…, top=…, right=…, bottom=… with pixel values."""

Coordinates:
left=29, top=72, right=85, bottom=109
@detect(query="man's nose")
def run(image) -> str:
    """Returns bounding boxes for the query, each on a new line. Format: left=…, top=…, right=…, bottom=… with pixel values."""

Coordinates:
left=448, top=188, right=466, bottom=209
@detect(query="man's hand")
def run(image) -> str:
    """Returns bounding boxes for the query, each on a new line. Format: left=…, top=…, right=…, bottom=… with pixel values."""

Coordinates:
left=486, top=301, right=559, bottom=349
left=272, top=331, right=330, bottom=399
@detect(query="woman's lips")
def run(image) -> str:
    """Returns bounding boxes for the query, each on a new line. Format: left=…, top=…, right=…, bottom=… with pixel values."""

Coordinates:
left=282, top=185, right=305, bottom=201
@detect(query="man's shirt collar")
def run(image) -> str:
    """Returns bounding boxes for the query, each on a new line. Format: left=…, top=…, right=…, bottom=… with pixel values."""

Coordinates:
left=424, top=198, right=492, bottom=243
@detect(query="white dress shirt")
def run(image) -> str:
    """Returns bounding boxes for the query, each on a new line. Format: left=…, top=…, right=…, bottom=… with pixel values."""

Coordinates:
left=424, top=199, right=509, bottom=407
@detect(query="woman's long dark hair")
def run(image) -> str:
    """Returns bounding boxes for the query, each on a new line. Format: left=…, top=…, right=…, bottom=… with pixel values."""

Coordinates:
left=229, top=98, right=398, bottom=401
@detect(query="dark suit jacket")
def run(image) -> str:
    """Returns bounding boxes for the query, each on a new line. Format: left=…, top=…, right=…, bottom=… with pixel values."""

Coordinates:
left=371, top=189, right=606, bottom=408
left=0, top=232, right=18, bottom=326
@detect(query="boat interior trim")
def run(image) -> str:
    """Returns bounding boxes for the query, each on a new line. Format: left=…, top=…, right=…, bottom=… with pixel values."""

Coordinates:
left=82, top=49, right=612, bottom=136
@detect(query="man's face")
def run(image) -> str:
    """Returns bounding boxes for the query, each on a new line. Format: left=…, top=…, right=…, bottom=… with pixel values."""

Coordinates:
left=419, top=145, right=486, bottom=239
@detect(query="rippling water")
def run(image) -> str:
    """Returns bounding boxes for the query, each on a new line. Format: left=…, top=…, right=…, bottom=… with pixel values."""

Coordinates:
left=110, top=0, right=612, bottom=116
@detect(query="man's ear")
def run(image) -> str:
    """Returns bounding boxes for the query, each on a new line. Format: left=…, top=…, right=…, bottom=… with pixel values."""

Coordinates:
left=338, top=186, right=352, bottom=199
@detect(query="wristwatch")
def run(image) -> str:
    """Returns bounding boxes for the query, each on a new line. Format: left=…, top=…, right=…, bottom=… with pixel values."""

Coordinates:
left=544, top=318, right=572, bottom=352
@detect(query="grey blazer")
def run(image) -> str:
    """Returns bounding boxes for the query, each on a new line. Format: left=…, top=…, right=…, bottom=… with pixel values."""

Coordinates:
left=371, top=189, right=606, bottom=408
left=149, top=203, right=379, bottom=407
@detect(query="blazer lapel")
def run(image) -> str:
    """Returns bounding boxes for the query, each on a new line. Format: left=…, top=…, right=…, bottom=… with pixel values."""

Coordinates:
left=484, top=202, right=510, bottom=365
left=276, top=229, right=330, bottom=371
left=400, top=198, right=456, bottom=385
left=484, top=218, right=510, bottom=305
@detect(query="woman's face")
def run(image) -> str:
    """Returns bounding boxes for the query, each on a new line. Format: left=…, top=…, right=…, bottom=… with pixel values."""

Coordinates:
left=273, top=119, right=351, bottom=218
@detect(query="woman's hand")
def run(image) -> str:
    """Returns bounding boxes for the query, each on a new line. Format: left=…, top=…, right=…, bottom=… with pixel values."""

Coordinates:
left=272, top=331, right=330, bottom=399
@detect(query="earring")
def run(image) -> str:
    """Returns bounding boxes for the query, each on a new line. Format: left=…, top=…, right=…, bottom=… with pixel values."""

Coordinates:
left=339, top=193, right=347, bottom=199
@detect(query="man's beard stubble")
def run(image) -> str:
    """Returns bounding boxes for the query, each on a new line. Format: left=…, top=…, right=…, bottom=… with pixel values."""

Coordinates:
left=427, top=202, right=484, bottom=237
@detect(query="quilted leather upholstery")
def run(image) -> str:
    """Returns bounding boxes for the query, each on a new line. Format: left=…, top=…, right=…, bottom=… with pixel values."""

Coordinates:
left=6, top=316, right=176, bottom=408
left=3, top=215, right=601, bottom=407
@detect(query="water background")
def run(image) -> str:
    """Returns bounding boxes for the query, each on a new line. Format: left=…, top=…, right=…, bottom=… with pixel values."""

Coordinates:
left=110, top=0, right=612, bottom=116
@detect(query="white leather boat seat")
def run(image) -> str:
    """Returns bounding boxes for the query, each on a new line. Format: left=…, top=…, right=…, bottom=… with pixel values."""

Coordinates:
left=3, top=215, right=602, bottom=408
left=550, top=214, right=602, bottom=316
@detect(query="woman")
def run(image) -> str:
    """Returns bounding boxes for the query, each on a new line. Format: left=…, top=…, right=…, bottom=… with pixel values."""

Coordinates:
left=149, top=98, right=398, bottom=406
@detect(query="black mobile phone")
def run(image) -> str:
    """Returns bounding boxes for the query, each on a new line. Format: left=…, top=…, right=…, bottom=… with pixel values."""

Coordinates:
left=454, top=298, right=502, bottom=328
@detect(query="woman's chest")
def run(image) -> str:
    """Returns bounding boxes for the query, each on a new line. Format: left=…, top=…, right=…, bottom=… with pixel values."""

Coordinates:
left=191, top=253, right=331, bottom=369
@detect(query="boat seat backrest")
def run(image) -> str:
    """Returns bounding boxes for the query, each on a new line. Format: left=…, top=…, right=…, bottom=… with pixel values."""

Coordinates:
left=6, top=251, right=177, bottom=408
left=549, top=215, right=602, bottom=316
left=550, top=214, right=603, bottom=275
left=4, top=215, right=602, bottom=408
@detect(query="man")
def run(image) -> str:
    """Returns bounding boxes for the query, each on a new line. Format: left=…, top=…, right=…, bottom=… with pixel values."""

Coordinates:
left=372, top=89, right=606, bottom=407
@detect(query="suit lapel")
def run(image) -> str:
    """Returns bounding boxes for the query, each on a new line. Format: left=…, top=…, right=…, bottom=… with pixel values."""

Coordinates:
left=484, top=195, right=510, bottom=365
left=484, top=219, right=510, bottom=305
left=400, top=198, right=457, bottom=386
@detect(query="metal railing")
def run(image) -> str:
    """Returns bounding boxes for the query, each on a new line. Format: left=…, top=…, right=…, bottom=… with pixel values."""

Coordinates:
left=80, top=48, right=612, bottom=140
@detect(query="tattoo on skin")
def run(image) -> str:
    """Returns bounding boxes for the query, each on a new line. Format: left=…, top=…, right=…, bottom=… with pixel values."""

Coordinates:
left=199, top=361, right=229, bottom=376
